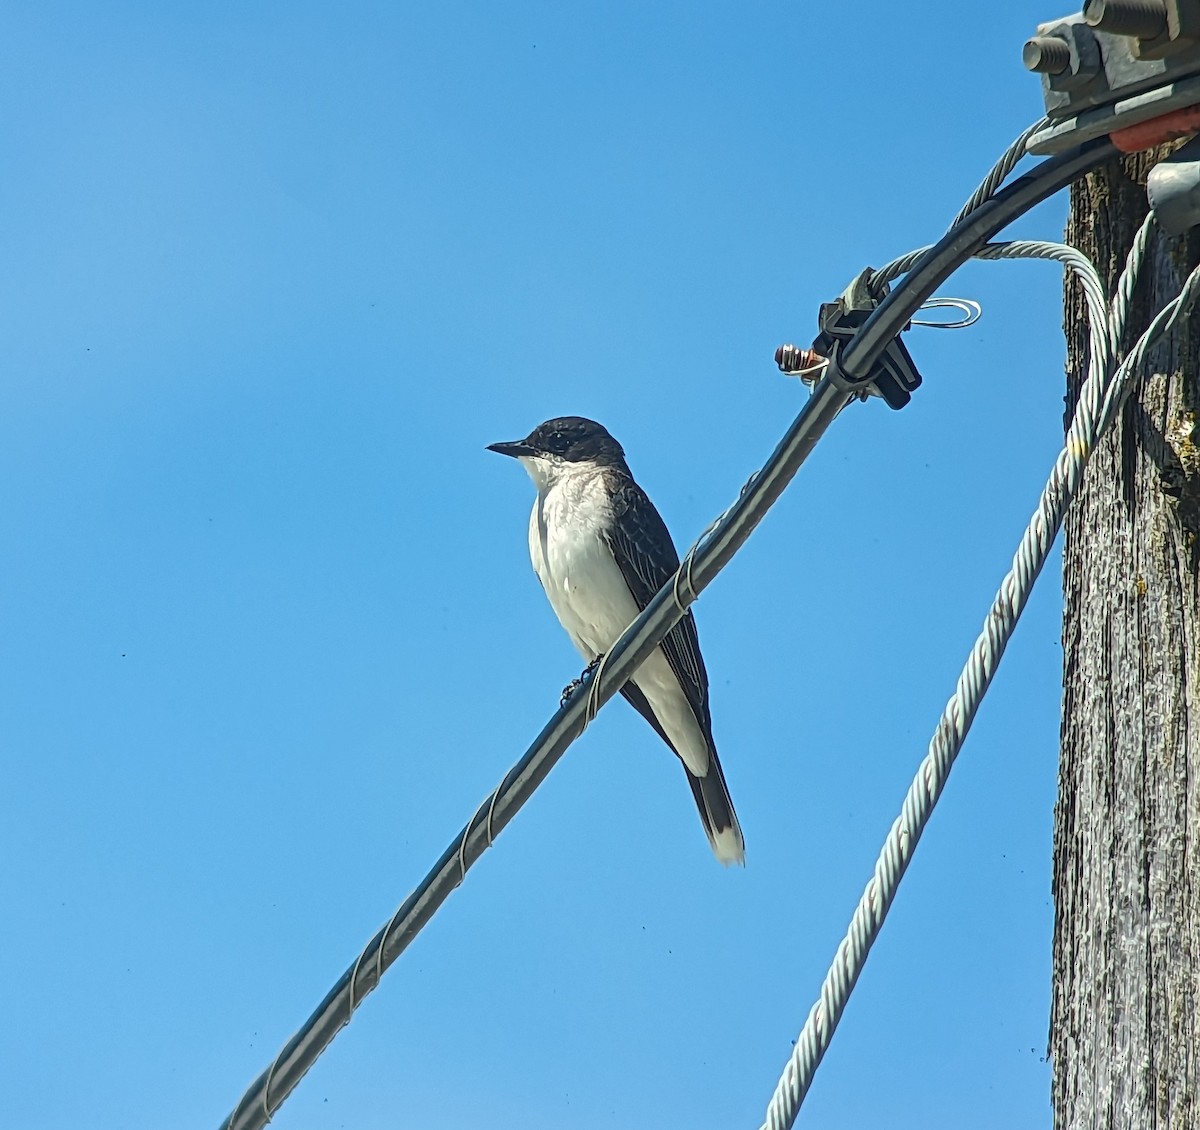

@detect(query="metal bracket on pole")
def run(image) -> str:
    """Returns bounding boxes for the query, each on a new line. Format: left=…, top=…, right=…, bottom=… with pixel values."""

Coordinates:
left=1024, top=1, right=1200, bottom=153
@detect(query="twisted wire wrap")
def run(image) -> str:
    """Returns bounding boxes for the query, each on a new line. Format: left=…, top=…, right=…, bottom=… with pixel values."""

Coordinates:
left=759, top=213, right=1198, bottom=1130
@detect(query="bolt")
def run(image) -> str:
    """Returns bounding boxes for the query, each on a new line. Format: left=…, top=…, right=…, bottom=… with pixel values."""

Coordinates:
left=1023, top=35, right=1072, bottom=73
left=1083, top=0, right=1168, bottom=39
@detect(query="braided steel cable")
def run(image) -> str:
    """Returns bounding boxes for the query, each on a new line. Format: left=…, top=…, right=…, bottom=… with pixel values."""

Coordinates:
left=1100, top=223, right=1200, bottom=432
left=1104, top=214, right=1157, bottom=387
left=867, top=115, right=1051, bottom=294
left=866, top=118, right=1049, bottom=296
left=759, top=219, right=1179, bottom=1130
left=949, top=118, right=1048, bottom=229
left=874, top=240, right=1107, bottom=300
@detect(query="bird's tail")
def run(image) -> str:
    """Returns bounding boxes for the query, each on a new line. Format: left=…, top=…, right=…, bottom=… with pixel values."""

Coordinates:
left=685, top=753, right=745, bottom=866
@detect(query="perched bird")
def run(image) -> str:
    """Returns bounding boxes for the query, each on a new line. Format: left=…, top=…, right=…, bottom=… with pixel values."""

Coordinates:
left=488, top=416, right=744, bottom=865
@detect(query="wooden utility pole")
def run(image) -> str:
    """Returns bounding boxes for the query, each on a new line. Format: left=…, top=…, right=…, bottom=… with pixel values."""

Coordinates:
left=1052, top=152, right=1200, bottom=1128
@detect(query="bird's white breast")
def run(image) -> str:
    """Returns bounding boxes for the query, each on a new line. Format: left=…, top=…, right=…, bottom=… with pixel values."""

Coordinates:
left=526, top=465, right=641, bottom=661
left=520, top=454, right=712, bottom=779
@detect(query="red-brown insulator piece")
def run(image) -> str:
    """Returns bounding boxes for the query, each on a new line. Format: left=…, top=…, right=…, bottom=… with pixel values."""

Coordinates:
left=774, top=344, right=827, bottom=375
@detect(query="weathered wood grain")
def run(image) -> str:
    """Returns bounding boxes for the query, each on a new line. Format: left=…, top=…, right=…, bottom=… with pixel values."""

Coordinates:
left=1052, top=151, right=1200, bottom=1129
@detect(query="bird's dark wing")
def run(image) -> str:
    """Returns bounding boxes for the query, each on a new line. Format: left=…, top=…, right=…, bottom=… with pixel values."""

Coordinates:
left=602, top=474, right=713, bottom=738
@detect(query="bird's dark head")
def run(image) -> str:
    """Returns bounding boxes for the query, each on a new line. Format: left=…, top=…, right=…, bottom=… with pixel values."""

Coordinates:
left=487, top=416, right=626, bottom=468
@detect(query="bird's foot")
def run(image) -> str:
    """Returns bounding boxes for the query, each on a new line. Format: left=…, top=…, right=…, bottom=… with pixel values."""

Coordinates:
left=560, top=654, right=606, bottom=708
left=560, top=677, right=582, bottom=707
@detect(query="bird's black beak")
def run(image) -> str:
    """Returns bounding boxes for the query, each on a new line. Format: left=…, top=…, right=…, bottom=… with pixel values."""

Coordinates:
left=487, top=440, right=535, bottom=459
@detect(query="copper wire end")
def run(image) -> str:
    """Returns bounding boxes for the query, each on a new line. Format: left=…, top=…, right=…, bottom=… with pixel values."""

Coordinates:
left=774, top=344, right=828, bottom=379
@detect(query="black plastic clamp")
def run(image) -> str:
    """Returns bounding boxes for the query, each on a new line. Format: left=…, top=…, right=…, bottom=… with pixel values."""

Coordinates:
left=812, top=269, right=923, bottom=410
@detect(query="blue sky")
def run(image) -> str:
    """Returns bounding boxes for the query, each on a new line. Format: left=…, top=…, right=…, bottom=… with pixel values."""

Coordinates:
left=2, top=4, right=1085, bottom=1128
